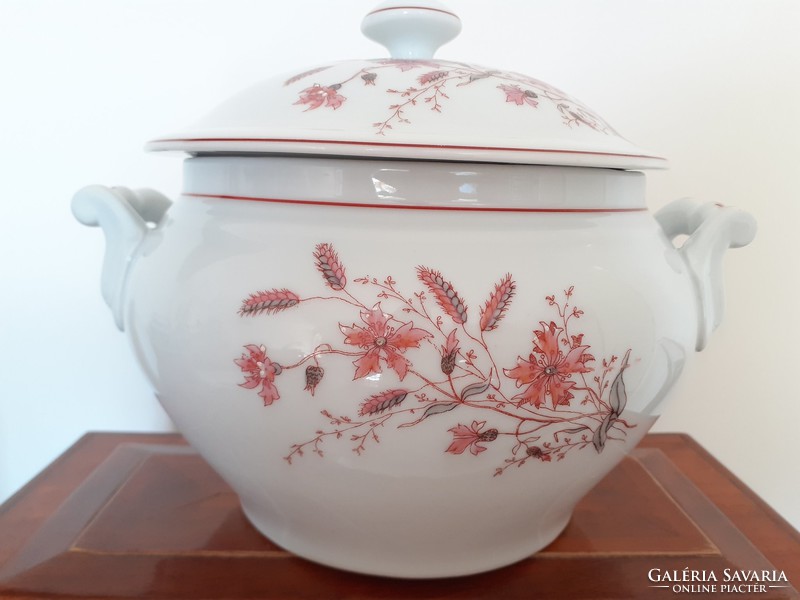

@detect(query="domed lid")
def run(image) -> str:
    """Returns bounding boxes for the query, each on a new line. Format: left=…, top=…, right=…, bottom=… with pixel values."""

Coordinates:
left=146, top=1, right=666, bottom=169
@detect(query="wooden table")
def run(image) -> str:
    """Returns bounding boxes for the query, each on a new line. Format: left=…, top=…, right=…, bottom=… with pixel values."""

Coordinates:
left=0, top=433, right=797, bottom=599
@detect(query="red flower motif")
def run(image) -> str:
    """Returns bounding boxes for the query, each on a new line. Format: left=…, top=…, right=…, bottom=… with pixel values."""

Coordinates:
left=340, top=303, right=432, bottom=380
left=294, top=84, right=346, bottom=111
left=439, top=328, right=460, bottom=375
left=504, top=321, right=593, bottom=409
left=498, top=84, right=539, bottom=108
left=446, top=420, right=497, bottom=456
left=235, top=344, right=281, bottom=406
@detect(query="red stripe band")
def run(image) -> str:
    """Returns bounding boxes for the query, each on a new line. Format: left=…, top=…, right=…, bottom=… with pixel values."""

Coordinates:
left=365, top=6, right=460, bottom=19
left=184, top=193, right=647, bottom=213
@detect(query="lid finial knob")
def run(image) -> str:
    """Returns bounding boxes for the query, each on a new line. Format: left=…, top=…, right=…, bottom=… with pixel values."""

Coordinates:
left=361, top=1, right=461, bottom=60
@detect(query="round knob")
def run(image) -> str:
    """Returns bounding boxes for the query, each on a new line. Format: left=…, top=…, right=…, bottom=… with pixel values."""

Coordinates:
left=361, top=1, right=462, bottom=60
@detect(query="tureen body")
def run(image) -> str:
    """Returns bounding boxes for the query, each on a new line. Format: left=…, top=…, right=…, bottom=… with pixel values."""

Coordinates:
left=71, top=1, right=756, bottom=578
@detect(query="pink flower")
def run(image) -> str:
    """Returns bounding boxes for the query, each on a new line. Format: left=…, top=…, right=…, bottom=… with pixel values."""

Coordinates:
left=514, top=74, right=568, bottom=99
left=440, top=328, right=459, bottom=375
left=294, top=84, right=346, bottom=111
left=504, top=321, right=593, bottom=409
left=446, top=421, right=498, bottom=456
left=497, top=84, right=538, bottom=108
left=235, top=345, right=281, bottom=406
left=441, top=328, right=459, bottom=357
left=340, top=303, right=432, bottom=380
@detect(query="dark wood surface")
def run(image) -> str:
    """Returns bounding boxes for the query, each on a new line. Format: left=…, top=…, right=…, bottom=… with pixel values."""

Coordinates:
left=0, top=433, right=797, bottom=599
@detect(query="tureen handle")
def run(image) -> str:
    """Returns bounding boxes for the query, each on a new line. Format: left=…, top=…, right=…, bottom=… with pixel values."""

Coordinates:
left=655, top=199, right=756, bottom=352
left=72, top=185, right=172, bottom=331
left=362, top=1, right=461, bottom=59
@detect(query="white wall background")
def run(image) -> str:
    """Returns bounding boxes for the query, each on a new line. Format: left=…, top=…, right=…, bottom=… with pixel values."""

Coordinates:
left=1, top=0, right=798, bottom=530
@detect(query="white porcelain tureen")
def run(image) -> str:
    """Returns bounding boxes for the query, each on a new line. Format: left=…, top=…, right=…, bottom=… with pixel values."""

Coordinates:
left=72, top=1, right=755, bottom=578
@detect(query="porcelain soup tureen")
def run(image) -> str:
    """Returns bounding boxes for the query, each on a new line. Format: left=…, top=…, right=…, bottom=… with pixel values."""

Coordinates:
left=72, top=1, right=755, bottom=578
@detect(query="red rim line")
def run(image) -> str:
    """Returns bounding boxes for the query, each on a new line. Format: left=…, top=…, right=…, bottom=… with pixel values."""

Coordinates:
left=365, top=6, right=460, bottom=19
left=183, top=192, right=647, bottom=213
left=149, top=137, right=665, bottom=162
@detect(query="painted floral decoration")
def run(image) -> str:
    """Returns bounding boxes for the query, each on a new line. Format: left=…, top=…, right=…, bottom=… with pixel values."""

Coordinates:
left=498, top=84, right=539, bottom=108
left=235, top=243, right=635, bottom=475
left=235, top=344, right=281, bottom=406
left=447, top=421, right=498, bottom=456
left=284, top=59, right=616, bottom=135
left=294, top=84, right=346, bottom=111
left=340, top=304, right=432, bottom=380
left=505, top=321, right=593, bottom=410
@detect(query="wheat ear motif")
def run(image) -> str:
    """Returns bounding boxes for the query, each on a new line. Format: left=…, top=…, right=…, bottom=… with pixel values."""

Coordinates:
left=239, top=289, right=300, bottom=317
left=479, top=274, right=516, bottom=332
left=314, top=243, right=347, bottom=291
left=359, top=390, right=409, bottom=416
left=416, top=267, right=468, bottom=325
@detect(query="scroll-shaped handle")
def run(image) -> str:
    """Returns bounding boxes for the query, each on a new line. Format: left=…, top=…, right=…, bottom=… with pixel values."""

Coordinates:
left=72, top=186, right=172, bottom=330
left=655, top=199, right=756, bottom=351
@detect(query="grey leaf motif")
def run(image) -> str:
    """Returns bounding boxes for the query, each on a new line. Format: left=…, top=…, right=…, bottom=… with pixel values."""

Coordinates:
left=461, top=380, right=491, bottom=401
left=456, top=72, right=490, bottom=87
left=398, top=402, right=459, bottom=428
left=562, top=426, right=590, bottom=435
left=609, top=349, right=632, bottom=417
left=592, top=414, right=613, bottom=453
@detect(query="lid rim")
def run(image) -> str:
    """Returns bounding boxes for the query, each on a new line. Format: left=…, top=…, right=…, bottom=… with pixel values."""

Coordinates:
left=147, top=137, right=667, bottom=170
left=149, top=136, right=664, bottom=160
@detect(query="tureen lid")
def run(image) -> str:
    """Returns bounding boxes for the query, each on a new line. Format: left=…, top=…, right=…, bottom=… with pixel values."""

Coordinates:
left=146, top=1, right=666, bottom=169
